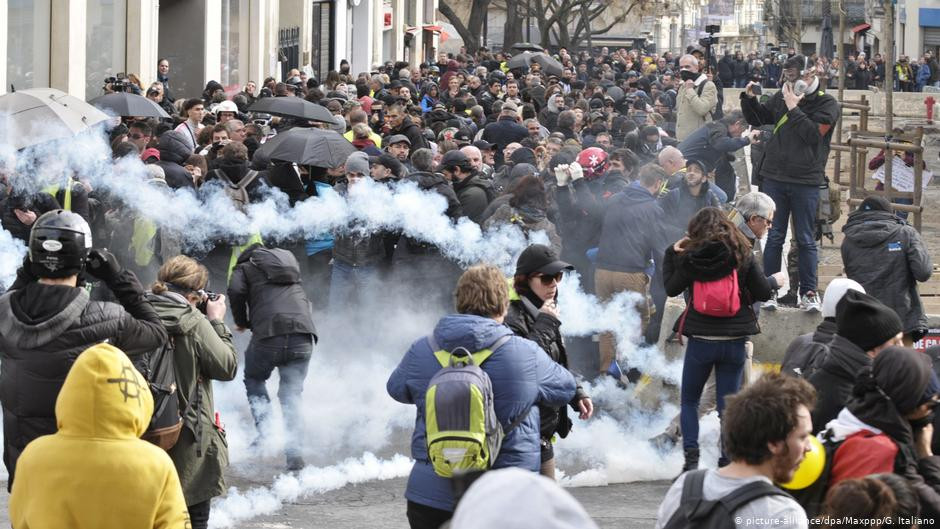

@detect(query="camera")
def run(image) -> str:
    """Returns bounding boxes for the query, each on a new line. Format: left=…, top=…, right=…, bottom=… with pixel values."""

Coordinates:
left=197, top=291, right=221, bottom=315
left=759, top=129, right=773, bottom=143
left=105, top=76, right=131, bottom=93
left=699, top=25, right=721, bottom=49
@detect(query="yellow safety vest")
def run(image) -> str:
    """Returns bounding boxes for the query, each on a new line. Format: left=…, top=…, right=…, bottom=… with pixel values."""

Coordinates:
left=130, top=219, right=158, bottom=267
left=43, top=180, right=73, bottom=211
left=228, top=233, right=264, bottom=280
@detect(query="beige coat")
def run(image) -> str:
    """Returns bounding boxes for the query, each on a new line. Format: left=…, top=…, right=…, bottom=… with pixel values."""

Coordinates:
left=675, top=80, right=718, bottom=141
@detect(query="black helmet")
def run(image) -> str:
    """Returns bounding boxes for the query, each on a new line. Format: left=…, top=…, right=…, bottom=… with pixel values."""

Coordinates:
left=28, top=210, right=92, bottom=278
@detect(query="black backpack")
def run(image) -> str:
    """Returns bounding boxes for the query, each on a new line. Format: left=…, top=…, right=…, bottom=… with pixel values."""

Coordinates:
left=133, top=335, right=185, bottom=451
left=663, top=470, right=791, bottom=529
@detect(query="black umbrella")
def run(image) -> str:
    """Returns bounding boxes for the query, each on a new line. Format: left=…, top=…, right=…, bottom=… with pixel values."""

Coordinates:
left=511, top=42, right=544, bottom=53
left=532, top=52, right=564, bottom=77
left=506, top=51, right=535, bottom=71
left=248, top=97, right=334, bottom=124
left=254, top=127, right=355, bottom=168
left=89, top=92, right=170, bottom=118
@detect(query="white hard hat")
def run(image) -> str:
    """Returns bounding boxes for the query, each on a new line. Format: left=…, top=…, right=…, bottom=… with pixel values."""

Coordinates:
left=215, top=100, right=238, bottom=114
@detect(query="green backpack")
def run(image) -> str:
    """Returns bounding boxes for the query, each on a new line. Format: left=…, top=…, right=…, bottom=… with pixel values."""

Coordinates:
left=424, top=334, right=529, bottom=478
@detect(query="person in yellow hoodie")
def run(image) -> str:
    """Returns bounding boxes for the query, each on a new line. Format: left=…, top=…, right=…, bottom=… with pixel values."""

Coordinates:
left=9, top=343, right=190, bottom=528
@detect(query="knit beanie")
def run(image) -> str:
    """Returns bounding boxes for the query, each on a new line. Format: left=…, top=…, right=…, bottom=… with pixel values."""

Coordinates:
left=822, top=278, right=866, bottom=319
left=872, top=346, right=932, bottom=415
left=836, top=290, right=903, bottom=352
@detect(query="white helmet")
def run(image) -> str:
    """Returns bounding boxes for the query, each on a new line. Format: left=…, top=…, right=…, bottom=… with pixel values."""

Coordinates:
left=215, top=100, right=238, bottom=115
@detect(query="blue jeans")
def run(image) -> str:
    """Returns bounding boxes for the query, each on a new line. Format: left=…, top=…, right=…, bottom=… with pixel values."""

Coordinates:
left=762, top=179, right=819, bottom=295
left=328, top=260, right=378, bottom=310
left=680, top=338, right=747, bottom=450
left=244, top=333, right=313, bottom=459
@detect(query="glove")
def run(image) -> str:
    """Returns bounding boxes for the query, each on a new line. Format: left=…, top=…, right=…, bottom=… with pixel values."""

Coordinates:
left=569, top=162, right=584, bottom=183
left=85, top=249, right=123, bottom=284
left=554, top=164, right=571, bottom=187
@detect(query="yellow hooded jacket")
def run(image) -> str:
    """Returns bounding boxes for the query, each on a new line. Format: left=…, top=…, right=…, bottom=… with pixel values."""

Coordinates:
left=9, top=343, right=190, bottom=528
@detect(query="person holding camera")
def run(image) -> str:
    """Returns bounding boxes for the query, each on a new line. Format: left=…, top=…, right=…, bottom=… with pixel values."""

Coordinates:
left=148, top=256, right=237, bottom=529
left=676, top=54, right=719, bottom=141
left=228, top=242, right=317, bottom=471
left=741, top=54, right=840, bottom=312
left=0, top=210, right=168, bottom=489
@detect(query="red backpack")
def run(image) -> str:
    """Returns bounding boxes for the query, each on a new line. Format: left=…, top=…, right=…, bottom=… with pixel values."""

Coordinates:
left=678, top=270, right=741, bottom=344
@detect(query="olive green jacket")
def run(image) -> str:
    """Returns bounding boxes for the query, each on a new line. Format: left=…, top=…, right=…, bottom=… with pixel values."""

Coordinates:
left=149, top=292, right=238, bottom=506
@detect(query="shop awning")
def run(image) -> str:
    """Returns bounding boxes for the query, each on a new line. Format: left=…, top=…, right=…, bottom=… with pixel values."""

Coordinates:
left=852, top=23, right=871, bottom=33
left=423, top=25, right=443, bottom=33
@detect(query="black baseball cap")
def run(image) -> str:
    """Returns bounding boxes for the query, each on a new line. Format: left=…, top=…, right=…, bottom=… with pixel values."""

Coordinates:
left=515, top=244, right=574, bottom=276
left=473, top=140, right=496, bottom=151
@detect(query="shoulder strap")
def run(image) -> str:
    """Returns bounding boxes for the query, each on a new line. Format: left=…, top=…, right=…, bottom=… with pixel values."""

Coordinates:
left=429, top=334, right=513, bottom=368
left=718, top=479, right=790, bottom=513
left=213, top=169, right=236, bottom=187
left=237, top=169, right=260, bottom=190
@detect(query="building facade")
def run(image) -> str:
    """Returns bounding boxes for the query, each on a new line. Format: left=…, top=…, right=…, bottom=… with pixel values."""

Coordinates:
left=2, top=0, right=439, bottom=101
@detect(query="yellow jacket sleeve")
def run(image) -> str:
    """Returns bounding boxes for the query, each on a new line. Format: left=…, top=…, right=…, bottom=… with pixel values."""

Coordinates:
left=154, top=467, right=191, bottom=529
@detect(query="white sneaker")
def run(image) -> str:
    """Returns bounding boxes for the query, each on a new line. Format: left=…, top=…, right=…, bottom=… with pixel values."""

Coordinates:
left=800, top=291, right=821, bottom=313
left=762, top=297, right=779, bottom=311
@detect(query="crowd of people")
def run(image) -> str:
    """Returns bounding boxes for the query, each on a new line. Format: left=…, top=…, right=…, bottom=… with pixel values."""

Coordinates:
left=0, top=40, right=936, bottom=529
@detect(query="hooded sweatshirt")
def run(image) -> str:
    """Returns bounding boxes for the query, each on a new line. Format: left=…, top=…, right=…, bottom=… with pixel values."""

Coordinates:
left=9, top=343, right=190, bottom=528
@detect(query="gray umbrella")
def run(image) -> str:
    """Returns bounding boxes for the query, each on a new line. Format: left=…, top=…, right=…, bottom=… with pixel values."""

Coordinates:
left=248, top=97, right=334, bottom=123
left=820, top=15, right=834, bottom=60
left=90, top=92, right=170, bottom=119
left=532, top=53, right=564, bottom=77
left=507, top=52, right=535, bottom=71
left=255, top=127, right=355, bottom=168
left=0, top=88, right=111, bottom=150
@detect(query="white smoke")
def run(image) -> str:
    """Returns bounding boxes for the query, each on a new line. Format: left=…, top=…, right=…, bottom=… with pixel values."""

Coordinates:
left=0, top=227, right=26, bottom=290
left=208, top=453, right=413, bottom=529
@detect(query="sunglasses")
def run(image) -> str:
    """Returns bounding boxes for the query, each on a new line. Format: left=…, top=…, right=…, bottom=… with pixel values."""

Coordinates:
left=755, top=215, right=773, bottom=227
left=535, top=272, right=564, bottom=286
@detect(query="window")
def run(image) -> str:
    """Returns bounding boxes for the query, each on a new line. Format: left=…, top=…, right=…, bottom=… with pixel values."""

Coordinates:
left=221, top=0, right=250, bottom=90
left=86, top=0, right=128, bottom=98
left=7, top=0, right=52, bottom=90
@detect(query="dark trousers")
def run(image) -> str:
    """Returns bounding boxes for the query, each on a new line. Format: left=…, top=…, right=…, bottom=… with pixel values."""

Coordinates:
left=244, top=333, right=313, bottom=459
left=762, top=179, right=819, bottom=295
left=188, top=500, right=211, bottom=529
left=406, top=501, right=453, bottom=529
left=680, top=338, right=747, bottom=450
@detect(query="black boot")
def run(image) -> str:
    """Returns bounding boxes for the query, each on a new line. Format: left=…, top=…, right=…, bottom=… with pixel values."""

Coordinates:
left=682, top=448, right=700, bottom=472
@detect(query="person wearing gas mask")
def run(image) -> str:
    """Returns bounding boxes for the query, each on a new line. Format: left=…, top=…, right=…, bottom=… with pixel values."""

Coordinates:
left=741, top=54, right=840, bottom=313
left=675, top=54, right=718, bottom=141
left=0, top=210, right=168, bottom=489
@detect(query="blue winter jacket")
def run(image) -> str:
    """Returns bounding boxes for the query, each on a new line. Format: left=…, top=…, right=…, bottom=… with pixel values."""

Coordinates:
left=386, top=314, right=577, bottom=512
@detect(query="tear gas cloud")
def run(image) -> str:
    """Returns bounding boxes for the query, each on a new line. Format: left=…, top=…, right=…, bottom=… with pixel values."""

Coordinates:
left=1, top=129, right=689, bottom=525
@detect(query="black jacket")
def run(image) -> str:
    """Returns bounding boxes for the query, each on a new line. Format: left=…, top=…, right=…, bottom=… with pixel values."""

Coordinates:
left=0, top=272, right=166, bottom=487
left=781, top=318, right=838, bottom=379
left=555, top=173, right=629, bottom=260
left=228, top=244, right=317, bottom=340
left=394, top=171, right=462, bottom=259
left=596, top=182, right=669, bottom=273
left=202, top=158, right=269, bottom=203
left=388, top=117, right=428, bottom=152
left=842, top=209, right=933, bottom=334
left=452, top=173, right=491, bottom=224
left=663, top=241, right=773, bottom=337
left=807, top=334, right=870, bottom=432
left=157, top=131, right=196, bottom=189
left=0, top=192, right=59, bottom=243
left=740, top=87, right=840, bottom=186
left=482, top=117, right=528, bottom=166
left=505, top=290, right=587, bottom=440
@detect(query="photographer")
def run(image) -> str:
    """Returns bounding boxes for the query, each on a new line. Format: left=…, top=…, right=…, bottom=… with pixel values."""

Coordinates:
left=676, top=54, right=718, bottom=141
left=741, top=55, right=840, bottom=312
left=148, top=256, right=237, bottom=529
left=0, top=210, right=167, bottom=488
